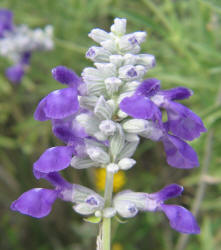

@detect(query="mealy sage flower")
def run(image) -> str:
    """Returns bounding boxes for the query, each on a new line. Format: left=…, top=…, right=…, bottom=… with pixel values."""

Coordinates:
left=0, top=8, right=53, bottom=83
left=11, top=18, right=206, bottom=247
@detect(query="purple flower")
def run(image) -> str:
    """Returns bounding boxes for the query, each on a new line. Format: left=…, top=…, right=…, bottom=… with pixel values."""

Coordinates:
left=120, top=78, right=205, bottom=168
left=11, top=172, right=104, bottom=218
left=34, top=67, right=81, bottom=121
left=5, top=64, right=25, bottom=84
left=120, top=78, right=206, bottom=141
left=0, top=9, right=13, bottom=37
left=114, top=184, right=200, bottom=234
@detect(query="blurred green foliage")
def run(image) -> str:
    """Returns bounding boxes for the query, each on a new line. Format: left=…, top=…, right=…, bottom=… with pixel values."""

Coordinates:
left=0, top=0, right=221, bottom=249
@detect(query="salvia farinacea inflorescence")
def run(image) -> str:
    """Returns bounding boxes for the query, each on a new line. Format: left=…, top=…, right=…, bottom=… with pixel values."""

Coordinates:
left=0, top=9, right=53, bottom=84
left=11, top=18, right=206, bottom=236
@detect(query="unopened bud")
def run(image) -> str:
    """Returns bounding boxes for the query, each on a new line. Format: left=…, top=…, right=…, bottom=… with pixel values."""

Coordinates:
left=123, top=119, right=149, bottom=133
left=118, top=158, right=136, bottom=170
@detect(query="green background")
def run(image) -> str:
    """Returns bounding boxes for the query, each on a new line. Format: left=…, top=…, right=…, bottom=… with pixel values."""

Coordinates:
left=0, top=0, right=220, bottom=249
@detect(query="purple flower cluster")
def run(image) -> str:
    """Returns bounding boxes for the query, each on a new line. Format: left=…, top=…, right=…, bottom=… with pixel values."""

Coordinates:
left=11, top=18, right=205, bottom=236
left=0, top=9, right=53, bottom=84
left=120, top=78, right=206, bottom=169
left=0, top=9, right=28, bottom=83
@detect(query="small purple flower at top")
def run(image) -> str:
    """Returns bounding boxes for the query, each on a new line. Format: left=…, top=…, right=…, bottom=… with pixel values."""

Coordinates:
left=0, top=9, right=13, bottom=37
left=114, top=184, right=200, bottom=234
left=34, top=66, right=82, bottom=121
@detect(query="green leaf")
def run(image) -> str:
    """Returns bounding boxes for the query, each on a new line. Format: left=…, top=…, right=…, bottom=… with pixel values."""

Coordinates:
left=83, top=216, right=101, bottom=224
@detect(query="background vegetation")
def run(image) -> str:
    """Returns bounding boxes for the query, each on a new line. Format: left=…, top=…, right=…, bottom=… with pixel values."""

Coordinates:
left=0, top=0, right=220, bottom=249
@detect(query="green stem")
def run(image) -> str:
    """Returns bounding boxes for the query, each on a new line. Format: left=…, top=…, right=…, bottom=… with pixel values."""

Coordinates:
left=97, top=170, right=114, bottom=250
left=102, top=217, right=111, bottom=250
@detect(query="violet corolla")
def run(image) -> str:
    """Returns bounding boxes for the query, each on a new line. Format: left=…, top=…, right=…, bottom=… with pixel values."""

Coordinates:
left=0, top=9, right=53, bottom=84
left=11, top=18, right=205, bottom=249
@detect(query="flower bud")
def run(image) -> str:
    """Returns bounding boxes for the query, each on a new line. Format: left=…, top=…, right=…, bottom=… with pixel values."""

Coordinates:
left=118, top=34, right=140, bottom=54
left=110, top=18, right=127, bottom=36
left=86, top=46, right=111, bottom=62
left=123, top=119, right=150, bottom=133
left=133, top=31, right=147, bottom=44
left=136, top=54, right=156, bottom=68
left=118, top=158, right=136, bottom=170
left=119, top=65, right=138, bottom=80
left=88, top=28, right=110, bottom=43
left=99, top=120, right=117, bottom=136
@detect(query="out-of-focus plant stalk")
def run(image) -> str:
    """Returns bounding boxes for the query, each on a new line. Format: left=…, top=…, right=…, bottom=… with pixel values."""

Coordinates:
left=176, top=85, right=221, bottom=250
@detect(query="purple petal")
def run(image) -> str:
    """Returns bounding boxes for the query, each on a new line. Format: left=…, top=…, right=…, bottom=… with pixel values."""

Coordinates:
left=34, top=97, right=48, bottom=121
left=166, top=102, right=206, bottom=141
left=33, top=146, right=74, bottom=175
left=52, top=66, right=81, bottom=87
left=161, top=204, right=200, bottom=234
left=11, top=188, right=58, bottom=218
left=120, top=94, right=159, bottom=119
left=162, top=134, right=199, bottom=169
left=149, top=184, right=183, bottom=202
left=34, top=88, right=79, bottom=121
left=0, top=9, right=13, bottom=37
left=136, top=78, right=161, bottom=97
left=160, top=87, right=193, bottom=100
left=5, top=64, right=24, bottom=84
